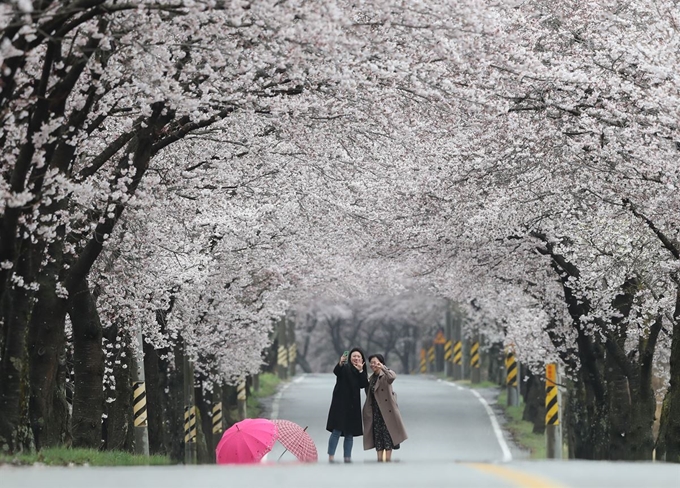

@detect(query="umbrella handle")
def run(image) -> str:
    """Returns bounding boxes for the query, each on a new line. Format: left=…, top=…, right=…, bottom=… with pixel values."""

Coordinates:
left=277, top=426, right=309, bottom=462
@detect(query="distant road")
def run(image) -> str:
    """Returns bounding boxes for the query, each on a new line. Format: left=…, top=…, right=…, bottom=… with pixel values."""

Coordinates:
left=265, top=373, right=519, bottom=464
left=3, top=374, right=680, bottom=488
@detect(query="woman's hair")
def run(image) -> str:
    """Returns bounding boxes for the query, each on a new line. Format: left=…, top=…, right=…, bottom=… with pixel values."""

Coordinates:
left=368, top=353, right=385, bottom=364
left=349, top=347, right=366, bottom=363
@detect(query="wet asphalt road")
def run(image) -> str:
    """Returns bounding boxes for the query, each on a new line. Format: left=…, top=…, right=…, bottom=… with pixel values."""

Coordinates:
left=2, top=374, right=680, bottom=487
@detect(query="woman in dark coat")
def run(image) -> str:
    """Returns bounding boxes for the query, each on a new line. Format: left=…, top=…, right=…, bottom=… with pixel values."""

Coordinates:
left=326, top=347, right=369, bottom=463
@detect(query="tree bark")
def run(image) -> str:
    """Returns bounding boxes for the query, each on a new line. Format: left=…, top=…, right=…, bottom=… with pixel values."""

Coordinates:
left=221, top=385, right=239, bottom=430
left=144, top=340, right=167, bottom=455
left=521, top=371, right=546, bottom=435
left=663, top=287, right=680, bottom=462
left=656, top=389, right=670, bottom=461
left=194, top=381, right=212, bottom=464
left=69, top=278, right=105, bottom=448
left=0, top=247, right=33, bottom=453
left=26, top=251, right=69, bottom=450
left=102, top=326, right=133, bottom=451
left=603, top=281, right=657, bottom=461
left=159, top=345, right=184, bottom=463
left=296, top=353, right=313, bottom=373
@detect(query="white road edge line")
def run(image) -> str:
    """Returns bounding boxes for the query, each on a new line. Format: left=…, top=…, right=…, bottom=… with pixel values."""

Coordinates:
left=441, top=380, right=513, bottom=462
left=470, top=389, right=513, bottom=462
left=270, top=374, right=305, bottom=420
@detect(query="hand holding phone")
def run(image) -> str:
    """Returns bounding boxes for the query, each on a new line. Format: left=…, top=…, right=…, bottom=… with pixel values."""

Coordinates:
left=340, top=351, right=349, bottom=365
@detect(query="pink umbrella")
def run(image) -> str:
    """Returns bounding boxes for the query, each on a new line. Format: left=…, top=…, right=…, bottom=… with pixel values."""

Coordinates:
left=216, top=418, right=278, bottom=464
left=271, top=419, right=318, bottom=463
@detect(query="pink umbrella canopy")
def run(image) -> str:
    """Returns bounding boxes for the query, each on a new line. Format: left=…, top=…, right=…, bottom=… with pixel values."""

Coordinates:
left=216, top=418, right=278, bottom=464
left=271, top=419, right=318, bottom=463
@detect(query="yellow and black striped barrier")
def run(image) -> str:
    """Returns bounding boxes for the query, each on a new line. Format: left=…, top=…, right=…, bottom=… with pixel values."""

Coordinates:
left=427, top=346, right=435, bottom=366
left=277, top=344, right=288, bottom=367
left=505, top=350, right=518, bottom=387
left=545, top=363, right=559, bottom=425
left=288, top=343, right=297, bottom=365
left=132, top=381, right=148, bottom=428
left=419, top=348, right=426, bottom=373
left=470, top=342, right=480, bottom=368
left=184, top=406, right=197, bottom=443
left=453, top=341, right=462, bottom=365
left=212, top=402, right=223, bottom=435
left=444, top=340, right=452, bottom=362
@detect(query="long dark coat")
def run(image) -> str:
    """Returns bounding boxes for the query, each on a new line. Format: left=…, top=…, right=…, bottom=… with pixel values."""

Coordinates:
left=362, top=367, right=408, bottom=450
left=326, top=362, right=369, bottom=437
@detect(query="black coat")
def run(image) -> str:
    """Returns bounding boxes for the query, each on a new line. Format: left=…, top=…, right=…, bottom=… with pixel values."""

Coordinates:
left=326, top=362, right=369, bottom=437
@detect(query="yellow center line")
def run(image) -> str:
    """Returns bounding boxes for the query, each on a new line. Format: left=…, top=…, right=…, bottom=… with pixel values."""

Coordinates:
left=465, top=463, right=569, bottom=488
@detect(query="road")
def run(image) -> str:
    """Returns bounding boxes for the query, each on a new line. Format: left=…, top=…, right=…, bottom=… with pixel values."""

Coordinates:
left=2, top=374, right=680, bottom=487
left=265, top=373, right=518, bottom=464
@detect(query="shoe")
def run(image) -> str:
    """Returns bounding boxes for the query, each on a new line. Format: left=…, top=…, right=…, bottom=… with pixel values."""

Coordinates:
left=344, top=458, right=351, bottom=463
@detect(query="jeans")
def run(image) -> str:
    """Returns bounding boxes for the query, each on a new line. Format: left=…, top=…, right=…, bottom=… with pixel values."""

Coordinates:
left=327, top=429, right=353, bottom=459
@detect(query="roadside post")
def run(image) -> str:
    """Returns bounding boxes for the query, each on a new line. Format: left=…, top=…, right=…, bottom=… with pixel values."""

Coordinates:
left=546, top=362, right=562, bottom=459
left=444, top=340, right=453, bottom=376
left=287, top=312, right=296, bottom=377
left=277, top=316, right=288, bottom=380
left=212, top=398, right=223, bottom=437
left=444, top=302, right=453, bottom=377
left=237, top=377, right=247, bottom=421
left=452, top=340, right=463, bottom=380
left=505, top=346, right=519, bottom=407
left=470, top=333, right=481, bottom=384
left=132, top=330, right=150, bottom=457
left=434, top=329, right=446, bottom=372
left=452, top=311, right=463, bottom=380
left=183, top=354, right=197, bottom=465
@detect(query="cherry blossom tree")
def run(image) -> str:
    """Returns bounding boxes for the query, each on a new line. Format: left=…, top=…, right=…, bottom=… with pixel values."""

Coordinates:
left=1, top=0, right=678, bottom=462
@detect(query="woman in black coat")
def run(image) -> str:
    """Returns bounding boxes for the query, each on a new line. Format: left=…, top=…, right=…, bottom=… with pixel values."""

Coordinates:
left=325, top=347, right=369, bottom=463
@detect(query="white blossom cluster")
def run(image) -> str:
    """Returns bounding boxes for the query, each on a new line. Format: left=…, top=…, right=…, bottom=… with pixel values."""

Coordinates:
left=1, top=0, right=678, bottom=388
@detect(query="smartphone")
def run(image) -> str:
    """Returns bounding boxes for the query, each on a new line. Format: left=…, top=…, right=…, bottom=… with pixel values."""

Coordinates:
left=343, top=350, right=349, bottom=358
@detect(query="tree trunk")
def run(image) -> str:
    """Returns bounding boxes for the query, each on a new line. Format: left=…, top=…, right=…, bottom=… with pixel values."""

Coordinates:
left=656, top=389, right=670, bottom=461
left=27, top=260, right=69, bottom=450
left=194, top=382, right=211, bottom=464
left=144, top=340, right=167, bottom=455
left=196, top=378, right=216, bottom=463
left=160, top=345, right=184, bottom=463
left=221, top=385, right=239, bottom=430
left=69, top=278, right=105, bottom=448
left=569, top=368, right=609, bottom=459
left=102, top=327, right=133, bottom=451
left=604, top=282, right=657, bottom=461
left=605, top=350, right=631, bottom=460
left=663, top=287, right=680, bottom=462
left=487, top=343, right=503, bottom=386
left=296, top=353, right=313, bottom=373
left=604, top=356, right=655, bottom=460
left=521, top=371, right=545, bottom=435
left=0, top=248, right=33, bottom=453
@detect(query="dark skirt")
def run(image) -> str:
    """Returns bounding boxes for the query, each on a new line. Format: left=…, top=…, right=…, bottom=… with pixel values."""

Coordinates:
left=371, top=392, right=395, bottom=451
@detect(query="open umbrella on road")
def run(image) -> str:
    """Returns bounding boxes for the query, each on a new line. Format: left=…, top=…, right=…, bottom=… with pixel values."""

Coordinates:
left=271, top=419, right=318, bottom=463
left=216, top=418, right=278, bottom=464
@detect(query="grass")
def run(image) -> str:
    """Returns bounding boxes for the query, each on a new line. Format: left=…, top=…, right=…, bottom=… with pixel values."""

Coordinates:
left=246, top=372, right=281, bottom=418
left=460, top=379, right=500, bottom=389
left=253, top=372, right=281, bottom=399
left=496, top=390, right=547, bottom=459
left=0, top=447, right=171, bottom=466
left=1, top=373, right=284, bottom=467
